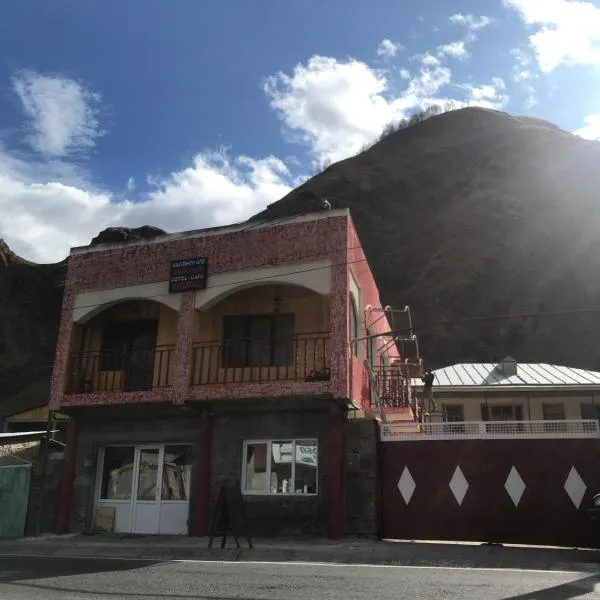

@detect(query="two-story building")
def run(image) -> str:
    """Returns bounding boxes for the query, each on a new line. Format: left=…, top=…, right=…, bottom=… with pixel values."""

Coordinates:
left=49, top=209, right=407, bottom=538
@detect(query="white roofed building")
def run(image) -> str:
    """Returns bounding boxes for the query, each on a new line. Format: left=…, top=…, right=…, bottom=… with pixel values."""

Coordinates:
left=411, top=357, right=600, bottom=424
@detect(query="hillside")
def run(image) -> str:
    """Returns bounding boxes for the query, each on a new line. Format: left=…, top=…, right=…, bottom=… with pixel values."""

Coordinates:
left=3, top=106, right=600, bottom=418
left=252, top=107, right=600, bottom=369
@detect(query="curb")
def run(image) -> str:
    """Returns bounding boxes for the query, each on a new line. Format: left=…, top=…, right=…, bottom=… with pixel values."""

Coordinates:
left=0, top=542, right=599, bottom=573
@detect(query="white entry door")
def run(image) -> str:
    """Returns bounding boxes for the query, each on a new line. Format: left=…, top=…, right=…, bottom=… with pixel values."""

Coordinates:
left=95, top=444, right=192, bottom=535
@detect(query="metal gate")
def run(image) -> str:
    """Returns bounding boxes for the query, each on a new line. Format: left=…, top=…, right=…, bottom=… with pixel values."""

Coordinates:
left=0, top=463, right=32, bottom=537
left=380, top=424, right=600, bottom=548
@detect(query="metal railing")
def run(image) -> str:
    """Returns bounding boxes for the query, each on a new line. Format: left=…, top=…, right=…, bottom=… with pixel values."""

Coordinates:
left=66, top=345, right=176, bottom=393
left=381, top=419, right=600, bottom=440
left=190, top=333, right=331, bottom=385
left=369, top=365, right=412, bottom=409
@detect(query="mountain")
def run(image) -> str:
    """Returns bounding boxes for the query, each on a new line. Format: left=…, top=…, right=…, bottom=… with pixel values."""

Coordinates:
left=252, top=107, right=600, bottom=369
left=3, top=106, right=600, bottom=418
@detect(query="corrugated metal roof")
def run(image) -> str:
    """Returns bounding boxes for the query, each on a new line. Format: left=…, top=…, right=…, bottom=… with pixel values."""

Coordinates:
left=411, top=363, right=600, bottom=390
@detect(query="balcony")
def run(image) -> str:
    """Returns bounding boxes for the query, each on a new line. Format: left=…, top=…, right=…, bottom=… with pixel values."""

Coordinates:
left=66, top=345, right=176, bottom=394
left=369, top=365, right=413, bottom=409
left=381, top=419, right=600, bottom=441
left=190, top=333, right=331, bottom=386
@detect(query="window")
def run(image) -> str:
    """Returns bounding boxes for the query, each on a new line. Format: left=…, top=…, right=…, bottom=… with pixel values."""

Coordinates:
left=443, top=404, right=465, bottom=434
left=161, top=445, right=193, bottom=501
left=542, top=403, right=567, bottom=433
left=482, top=404, right=524, bottom=434
left=444, top=405, right=464, bottom=422
left=242, top=439, right=318, bottom=495
left=222, top=315, right=294, bottom=368
left=542, top=403, right=566, bottom=420
left=100, top=446, right=135, bottom=500
left=349, top=298, right=359, bottom=357
left=581, top=403, right=600, bottom=421
left=481, top=404, right=523, bottom=421
left=99, top=319, right=158, bottom=372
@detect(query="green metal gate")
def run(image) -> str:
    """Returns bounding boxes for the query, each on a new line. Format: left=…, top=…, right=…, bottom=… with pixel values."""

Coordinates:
left=0, top=464, right=32, bottom=537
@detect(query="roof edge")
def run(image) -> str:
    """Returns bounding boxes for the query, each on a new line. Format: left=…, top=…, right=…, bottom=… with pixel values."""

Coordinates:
left=70, top=209, right=350, bottom=256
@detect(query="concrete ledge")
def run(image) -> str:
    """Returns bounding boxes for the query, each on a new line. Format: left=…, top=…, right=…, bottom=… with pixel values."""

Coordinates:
left=0, top=535, right=599, bottom=573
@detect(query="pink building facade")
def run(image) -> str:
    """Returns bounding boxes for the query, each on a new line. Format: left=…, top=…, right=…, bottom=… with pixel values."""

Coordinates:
left=51, top=210, right=402, bottom=538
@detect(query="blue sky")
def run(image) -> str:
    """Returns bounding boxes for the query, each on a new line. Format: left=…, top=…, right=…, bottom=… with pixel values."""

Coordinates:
left=1, top=0, right=599, bottom=262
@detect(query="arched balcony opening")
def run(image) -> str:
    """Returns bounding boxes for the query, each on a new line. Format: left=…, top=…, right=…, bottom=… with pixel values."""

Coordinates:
left=190, top=284, right=331, bottom=386
left=66, top=299, right=177, bottom=394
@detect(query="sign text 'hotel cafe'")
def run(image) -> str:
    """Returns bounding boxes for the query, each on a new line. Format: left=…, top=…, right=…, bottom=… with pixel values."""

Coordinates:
left=169, top=257, right=208, bottom=293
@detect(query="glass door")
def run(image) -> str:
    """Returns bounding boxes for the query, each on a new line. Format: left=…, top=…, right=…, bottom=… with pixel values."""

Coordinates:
left=131, top=446, right=162, bottom=534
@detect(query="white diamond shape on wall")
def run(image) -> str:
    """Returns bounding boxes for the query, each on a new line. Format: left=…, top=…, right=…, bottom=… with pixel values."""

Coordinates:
left=564, top=466, right=587, bottom=509
left=504, top=466, right=526, bottom=507
left=449, top=466, right=469, bottom=506
left=397, top=466, right=416, bottom=505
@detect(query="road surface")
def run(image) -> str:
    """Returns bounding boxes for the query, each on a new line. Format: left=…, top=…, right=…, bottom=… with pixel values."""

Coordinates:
left=0, top=555, right=598, bottom=599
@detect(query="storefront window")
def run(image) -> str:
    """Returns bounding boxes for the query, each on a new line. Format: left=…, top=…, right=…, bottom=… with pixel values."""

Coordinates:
left=161, top=445, right=193, bottom=501
left=244, top=442, right=268, bottom=492
left=242, top=439, right=318, bottom=495
left=100, top=446, right=135, bottom=500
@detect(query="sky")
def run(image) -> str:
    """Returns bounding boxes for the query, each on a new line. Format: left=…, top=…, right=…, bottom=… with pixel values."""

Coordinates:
left=1, top=0, right=600, bottom=263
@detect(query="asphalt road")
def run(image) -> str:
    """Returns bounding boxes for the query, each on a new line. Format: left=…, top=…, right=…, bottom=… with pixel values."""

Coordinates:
left=0, top=555, right=599, bottom=600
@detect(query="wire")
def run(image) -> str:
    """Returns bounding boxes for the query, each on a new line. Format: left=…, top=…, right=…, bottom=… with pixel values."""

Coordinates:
left=18, top=303, right=600, bottom=374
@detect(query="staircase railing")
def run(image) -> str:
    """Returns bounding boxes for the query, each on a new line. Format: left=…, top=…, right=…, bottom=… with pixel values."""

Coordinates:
left=365, top=361, right=388, bottom=425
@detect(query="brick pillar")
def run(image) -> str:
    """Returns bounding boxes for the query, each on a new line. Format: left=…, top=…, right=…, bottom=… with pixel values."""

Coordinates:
left=328, top=405, right=344, bottom=539
left=192, top=410, right=212, bottom=536
left=49, top=293, right=75, bottom=410
left=329, top=263, right=350, bottom=399
left=174, top=291, right=195, bottom=403
left=58, top=419, right=79, bottom=534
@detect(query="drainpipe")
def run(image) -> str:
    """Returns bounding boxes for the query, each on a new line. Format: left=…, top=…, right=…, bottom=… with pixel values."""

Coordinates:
left=35, top=409, right=55, bottom=535
left=58, top=419, right=79, bottom=534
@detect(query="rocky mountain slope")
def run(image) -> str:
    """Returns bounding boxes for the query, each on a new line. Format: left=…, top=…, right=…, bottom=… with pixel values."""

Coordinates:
left=252, top=107, right=600, bottom=369
left=3, top=106, right=600, bottom=417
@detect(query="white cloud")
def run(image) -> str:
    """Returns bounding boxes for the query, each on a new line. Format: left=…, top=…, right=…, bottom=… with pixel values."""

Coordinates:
left=449, top=14, right=494, bottom=30
left=414, top=52, right=442, bottom=67
left=0, top=149, right=294, bottom=262
left=264, top=55, right=454, bottom=165
left=509, top=47, right=540, bottom=107
left=377, top=39, right=404, bottom=58
left=12, top=70, right=103, bottom=157
left=504, top=0, right=600, bottom=72
left=460, top=77, right=509, bottom=109
left=437, top=40, right=471, bottom=60
left=574, top=114, right=600, bottom=140
left=2, top=53, right=510, bottom=262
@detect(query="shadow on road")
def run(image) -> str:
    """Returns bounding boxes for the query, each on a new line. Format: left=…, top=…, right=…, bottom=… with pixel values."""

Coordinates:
left=502, top=573, right=600, bottom=600
left=0, top=555, right=162, bottom=584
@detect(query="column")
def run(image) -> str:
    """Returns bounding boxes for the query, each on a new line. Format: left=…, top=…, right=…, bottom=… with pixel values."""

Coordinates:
left=192, top=410, right=212, bottom=536
left=58, top=419, right=79, bottom=534
left=328, top=405, right=344, bottom=539
left=174, top=291, right=195, bottom=403
left=49, top=293, right=75, bottom=410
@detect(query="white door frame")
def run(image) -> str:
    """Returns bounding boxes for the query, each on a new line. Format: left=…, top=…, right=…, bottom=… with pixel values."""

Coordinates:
left=94, top=443, right=191, bottom=535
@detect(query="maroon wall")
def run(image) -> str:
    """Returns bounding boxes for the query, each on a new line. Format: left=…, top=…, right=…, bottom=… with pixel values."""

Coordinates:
left=381, top=438, right=600, bottom=548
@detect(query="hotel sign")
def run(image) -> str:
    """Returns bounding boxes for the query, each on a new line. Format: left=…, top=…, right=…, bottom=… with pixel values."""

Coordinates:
left=169, top=257, right=208, bottom=293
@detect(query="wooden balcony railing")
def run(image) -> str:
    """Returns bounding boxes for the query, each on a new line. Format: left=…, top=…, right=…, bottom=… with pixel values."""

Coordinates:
left=190, top=333, right=331, bottom=385
left=66, top=345, right=176, bottom=394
